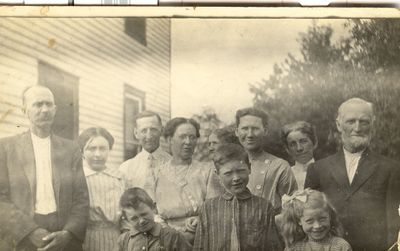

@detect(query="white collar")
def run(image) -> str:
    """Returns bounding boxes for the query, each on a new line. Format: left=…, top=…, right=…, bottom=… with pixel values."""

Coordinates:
left=83, top=163, right=122, bottom=179
left=140, top=149, right=152, bottom=159
left=140, top=147, right=162, bottom=159
left=294, top=158, right=315, bottom=168
left=343, top=148, right=364, bottom=158
left=30, top=132, right=50, bottom=142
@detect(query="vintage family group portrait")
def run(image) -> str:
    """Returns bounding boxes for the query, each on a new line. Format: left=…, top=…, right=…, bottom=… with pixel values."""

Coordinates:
left=0, top=13, right=399, bottom=251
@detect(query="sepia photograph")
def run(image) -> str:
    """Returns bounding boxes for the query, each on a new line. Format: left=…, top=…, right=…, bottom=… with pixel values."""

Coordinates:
left=0, top=9, right=399, bottom=251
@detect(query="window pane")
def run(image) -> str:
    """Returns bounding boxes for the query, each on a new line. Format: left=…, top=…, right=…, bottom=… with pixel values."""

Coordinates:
left=124, top=84, right=145, bottom=160
left=38, top=61, right=79, bottom=140
left=125, top=18, right=147, bottom=46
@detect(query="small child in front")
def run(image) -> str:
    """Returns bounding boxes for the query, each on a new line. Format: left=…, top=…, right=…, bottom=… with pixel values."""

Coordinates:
left=280, top=189, right=352, bottom=251
left=193, top=143, right=282, bottom=251
left=114, top=187, right=191, bottom=251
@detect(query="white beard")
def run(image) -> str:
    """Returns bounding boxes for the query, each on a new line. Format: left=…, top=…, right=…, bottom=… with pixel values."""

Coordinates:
left=342, top=135, right=371, bottom=152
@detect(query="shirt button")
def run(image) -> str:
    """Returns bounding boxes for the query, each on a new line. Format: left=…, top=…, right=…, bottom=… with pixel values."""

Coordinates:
left=261, top=171, right=265, bottom=174
left=264, top=159, right=270, bottom=164
left=142, top=247, right=146, bottom=250
left=256, top=185, right=262, bottom=190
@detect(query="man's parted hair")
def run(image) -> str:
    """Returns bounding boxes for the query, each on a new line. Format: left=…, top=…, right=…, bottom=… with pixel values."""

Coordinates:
left=235, top=107, right=269, bottom=128
left=120, top=187, right=155, bottom=210
left=213, top=143, right=250, bottom=173
left=133, top=110, right=163, bottom=128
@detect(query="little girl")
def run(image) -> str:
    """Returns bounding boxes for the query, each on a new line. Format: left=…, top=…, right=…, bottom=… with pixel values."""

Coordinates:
left=281, top=189, right=352, bottom=251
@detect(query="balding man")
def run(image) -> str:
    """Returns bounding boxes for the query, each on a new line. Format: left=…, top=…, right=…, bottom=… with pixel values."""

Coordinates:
left=305, top=98, right=400, bottom=251
left=0, top=85, right=89, bottom=251
left=119, top=110, right=171, bottom=199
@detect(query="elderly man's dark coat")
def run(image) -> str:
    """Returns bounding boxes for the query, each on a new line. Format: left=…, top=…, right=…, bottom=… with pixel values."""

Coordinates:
left=0, top=132, right=89, bottom=251
left=305, top=149, right=400, bottom=251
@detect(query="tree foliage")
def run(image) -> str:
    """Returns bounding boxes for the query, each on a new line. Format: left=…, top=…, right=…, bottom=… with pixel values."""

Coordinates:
left=250, top=19, right=400, bottom=161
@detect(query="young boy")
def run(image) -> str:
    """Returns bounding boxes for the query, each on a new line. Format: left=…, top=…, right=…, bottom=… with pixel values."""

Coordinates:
left=115, top=187, right=191, bottom=251
left=193, top=143, right=282, bottom=251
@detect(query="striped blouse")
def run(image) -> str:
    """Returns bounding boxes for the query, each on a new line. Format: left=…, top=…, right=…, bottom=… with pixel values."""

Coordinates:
left=193, top=188, right=282, bottom=251
left=83, top=165, right=126, bottom=251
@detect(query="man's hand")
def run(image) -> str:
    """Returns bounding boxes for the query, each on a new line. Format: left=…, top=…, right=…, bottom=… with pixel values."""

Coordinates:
left=185, top=216, right=198, bottom=233
left=37, top=230, right=72, bottom=251
left=182, top=231, right=195, bottom=245
left=28, top=228, right=50, bottom=248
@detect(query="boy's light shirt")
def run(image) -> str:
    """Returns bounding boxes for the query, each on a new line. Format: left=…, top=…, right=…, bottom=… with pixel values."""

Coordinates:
left=154, top=214, right=165, bottom=224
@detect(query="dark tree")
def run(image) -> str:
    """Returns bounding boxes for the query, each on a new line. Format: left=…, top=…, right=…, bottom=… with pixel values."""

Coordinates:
left=251, top=20, right=400, bottom=161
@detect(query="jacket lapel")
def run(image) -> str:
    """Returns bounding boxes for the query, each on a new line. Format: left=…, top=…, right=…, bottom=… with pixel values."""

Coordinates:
left=18, top=132, right=36, bottom=200
left=51, top=135, right=61, bottom=208
left=328, top=151, right=351, bottom=190
left=348, top=149, right=376, bottom=195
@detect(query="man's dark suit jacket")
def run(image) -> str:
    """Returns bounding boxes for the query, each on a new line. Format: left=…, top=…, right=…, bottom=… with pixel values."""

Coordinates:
left=305, top=149, right=400, bottom=251
left=0, top=132, right=89, bottom=251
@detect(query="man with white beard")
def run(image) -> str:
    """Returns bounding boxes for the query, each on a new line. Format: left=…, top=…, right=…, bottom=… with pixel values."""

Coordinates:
left=305, top=98, right=400, bottom=251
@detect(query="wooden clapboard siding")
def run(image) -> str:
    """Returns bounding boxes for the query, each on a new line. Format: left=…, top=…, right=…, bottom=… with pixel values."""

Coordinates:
left=0, top=18, right=171, bottom=167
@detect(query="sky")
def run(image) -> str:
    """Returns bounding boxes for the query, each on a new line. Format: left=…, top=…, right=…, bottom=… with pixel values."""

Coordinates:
left=170, top=19, right=347, bottom=124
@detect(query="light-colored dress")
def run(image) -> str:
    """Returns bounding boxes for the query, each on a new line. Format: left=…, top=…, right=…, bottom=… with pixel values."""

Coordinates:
left=155, top=160, right=224, bottom=232
left=83, top=165, right=126, bottom=251
left=285, top=235, right=352, bottom=251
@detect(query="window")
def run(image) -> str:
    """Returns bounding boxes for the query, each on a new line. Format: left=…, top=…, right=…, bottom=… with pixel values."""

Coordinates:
left=124, top=84, right=145, bottom=160
left=38, top=61, right=79, bottom=140
left=125, top=18, right=147, bottom=46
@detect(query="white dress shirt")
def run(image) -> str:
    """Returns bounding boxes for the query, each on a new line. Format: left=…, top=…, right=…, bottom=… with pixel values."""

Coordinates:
left=31, top=133, right=57, bottom=214
left=343, top=148, right=364, bottom=184
left=118, top=147, right=171, bottom=191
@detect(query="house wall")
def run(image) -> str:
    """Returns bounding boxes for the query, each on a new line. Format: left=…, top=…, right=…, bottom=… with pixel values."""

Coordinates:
left=0, top=18, right=171, bottom=167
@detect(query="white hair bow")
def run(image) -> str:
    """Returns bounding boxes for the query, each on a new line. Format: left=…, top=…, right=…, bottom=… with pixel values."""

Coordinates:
left=282, top=193, right=308, bottom=206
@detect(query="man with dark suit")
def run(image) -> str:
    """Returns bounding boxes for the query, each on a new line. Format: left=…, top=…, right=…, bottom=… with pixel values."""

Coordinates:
left=0, top=85, right=89, bottom=251
left=305, top=98, right=400, bottom=251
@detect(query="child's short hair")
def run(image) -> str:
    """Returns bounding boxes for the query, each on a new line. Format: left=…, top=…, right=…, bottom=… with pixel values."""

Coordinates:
left=210, top=127, right=240, bottom=145
left=120, top=187, right=155, bottom=210
left=281, top=189, right=343, bottom=247
left=213, top=143, right=250, bottom=173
